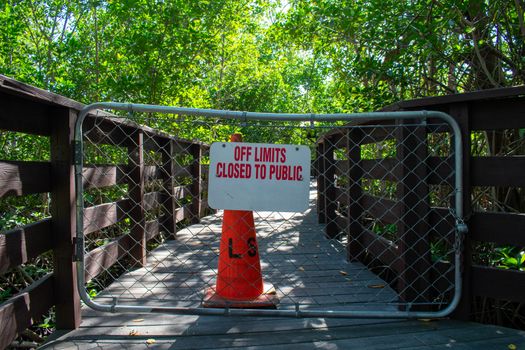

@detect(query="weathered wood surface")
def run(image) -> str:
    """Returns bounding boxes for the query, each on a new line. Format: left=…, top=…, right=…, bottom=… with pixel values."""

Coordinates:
left=86, top=185, right=398, bottom=309
left=0, top=274, right=54, bottom=350
left=43, top=316, right=525, bottom=349
left=42, top=185, right=525, bottom=349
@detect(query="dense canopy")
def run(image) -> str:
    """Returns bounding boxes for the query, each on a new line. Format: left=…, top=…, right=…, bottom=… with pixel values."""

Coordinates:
left=2, top=0, right=525, bottom=113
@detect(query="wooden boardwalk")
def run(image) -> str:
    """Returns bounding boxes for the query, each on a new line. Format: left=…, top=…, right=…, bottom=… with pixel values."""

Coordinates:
left=42, top=187, right=525, bottom=349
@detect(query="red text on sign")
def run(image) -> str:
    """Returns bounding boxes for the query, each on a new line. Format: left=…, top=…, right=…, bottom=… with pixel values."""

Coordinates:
left=269, top=165, right=303, bottom=181
left=254, top=147, right=286, bottom=163
left=234, top=146, right=252, bottom=161
left=216, top=162, right=252, bottom=179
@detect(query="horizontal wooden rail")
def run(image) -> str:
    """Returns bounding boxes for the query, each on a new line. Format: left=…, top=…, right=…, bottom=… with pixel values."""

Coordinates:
left=472, top=266, right=525, bottom=303
left=333, top=189, right=401, bottom=224
left=323, top=133, right=346, bottom=149
left=83, top=116, right=187, bottom=150
left=0, top=93, right=52, bottom=136
left=175, top=205, right=191, bottom=222
left=471, top=157, right=525, bottom=187
left=83, top=165, right=171, bottom=190
left=84, top=218, right=164, bottom=282
left=84, top=235, right=133, bottom=282
left=361, top=195, right=400, bottom=224
left=361, top=159, right=399, bottom=181
left=83, top=199, right=131, bottom=235
left=0, top=274, right=54, bottom=350
left=145, top=219, right=160, bottom=241
left=0, top=219, right=53, bottom=274
left=334, top=157, right=454, bottom=185
left=174, top=186, right=191, bottom=200
left=470, top=211, right=525, bottom=246
left=82, top=118, right=136, bottom=148
left=144, top=191, right=163, bottom=211
left=359, top=126, right=397, bottom=145
left=0, top=161, right=51, bottom=198
left=144, top=166, right=161, bottom=182
left=470, top=98, right=525, bottom=130
left=82, top=165, right=126, bottom=189
left=360, top=229, right=401, bottom=272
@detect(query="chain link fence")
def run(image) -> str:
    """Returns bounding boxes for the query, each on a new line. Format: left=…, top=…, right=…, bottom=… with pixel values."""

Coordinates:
left=74, top=104, right=464, bottom=318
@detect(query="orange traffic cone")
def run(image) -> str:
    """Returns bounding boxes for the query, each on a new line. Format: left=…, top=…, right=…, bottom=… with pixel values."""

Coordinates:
left=203, top=134, right=278, bottom=308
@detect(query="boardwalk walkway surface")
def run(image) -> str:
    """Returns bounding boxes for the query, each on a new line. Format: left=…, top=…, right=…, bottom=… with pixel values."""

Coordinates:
left=43, top=186, right=525, bottom=349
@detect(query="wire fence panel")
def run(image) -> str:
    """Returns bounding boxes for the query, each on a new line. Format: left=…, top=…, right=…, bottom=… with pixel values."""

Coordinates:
left=74, top=105, right=465, bottom=318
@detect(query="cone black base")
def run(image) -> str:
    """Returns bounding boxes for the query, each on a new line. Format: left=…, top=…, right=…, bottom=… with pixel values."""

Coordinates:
left=202, top=282, right=279, bottom=309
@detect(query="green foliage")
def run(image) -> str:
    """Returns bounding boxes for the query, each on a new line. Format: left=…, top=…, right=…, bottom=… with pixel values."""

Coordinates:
left=362, top=178, right=397, bottom=199
left=431, top=240, right=450, bottom=263
left=37, top=308, right=56, bottom=335
left=3, top=0, right=525, bottom=114
left=2, top=0, right=525, bottom=339
left=495, top=247, right=525, bottom=271
left=371, top=222, right=397, bottom=240
left=0, top=132, right=49, bottom=161
left=361, top=140, right=396, bottom=160
left=0, top=194, right=49, bottom=231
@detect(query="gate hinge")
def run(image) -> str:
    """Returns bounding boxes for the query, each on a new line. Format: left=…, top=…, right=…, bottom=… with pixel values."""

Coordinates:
left=73, top=140, right=83, bottom=166
left=73, top=237, right=84, bottom=262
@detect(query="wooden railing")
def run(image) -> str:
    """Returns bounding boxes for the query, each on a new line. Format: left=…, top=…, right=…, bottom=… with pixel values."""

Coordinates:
left=317, top=120, right=450, bottom=308
left=2, top=74, right=525, bottom=345
left=81, top=116, right=211, bottom=280
left=317, top=86, right=525, bottom=319
left=0, top=75, right=210, bottom=348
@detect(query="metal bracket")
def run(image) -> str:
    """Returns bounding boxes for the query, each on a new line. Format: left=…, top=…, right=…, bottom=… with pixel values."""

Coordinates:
left=310, top=113, right=316, bottom=129
left=72, top=237, right=84, bottom=262
left=241, top=111, right=248, bottom=128
left=110, top=297, right=119, bottom=313
left=73, top=140, right=83, bottom=166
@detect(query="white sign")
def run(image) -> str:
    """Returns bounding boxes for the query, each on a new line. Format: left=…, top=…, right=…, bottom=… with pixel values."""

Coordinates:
left=208, top=142, right=311, bottom=212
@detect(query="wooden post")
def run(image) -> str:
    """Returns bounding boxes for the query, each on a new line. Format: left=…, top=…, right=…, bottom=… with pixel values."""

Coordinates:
left=50, top=106, right=81, bottom=329
left=347, top=128, right=364, bottom=261
left=316, top=142, right=326, bottom=224
left=396, top=119, right=431, bottom=309
left=324, top=137, right=338, bottom=239
left=128, top=129, right=146, bottom=266
left=161, top=138, right=177, bottom=239
left=200, top=146, right=211, bottom=216
left=450, top=103, right=472, bottom=320
left=190, top=144, right=202, bottom=224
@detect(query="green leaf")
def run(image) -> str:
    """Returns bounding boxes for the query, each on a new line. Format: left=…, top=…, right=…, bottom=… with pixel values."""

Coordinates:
left=504, top=257, right=518, bottom=266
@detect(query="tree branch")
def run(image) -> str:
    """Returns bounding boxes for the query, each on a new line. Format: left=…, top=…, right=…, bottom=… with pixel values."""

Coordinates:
left=514, top=0, right=525, bottom=38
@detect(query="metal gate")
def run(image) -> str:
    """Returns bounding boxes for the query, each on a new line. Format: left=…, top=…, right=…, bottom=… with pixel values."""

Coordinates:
left=74, top=103, right=466, bottom=318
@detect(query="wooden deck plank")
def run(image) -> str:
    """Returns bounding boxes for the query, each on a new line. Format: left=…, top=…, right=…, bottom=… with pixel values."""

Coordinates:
left=43, top=317, right=525, bottom=349
left=86, top=189, right=398, bottom=310
left=42, top=183, right=525, bottom=349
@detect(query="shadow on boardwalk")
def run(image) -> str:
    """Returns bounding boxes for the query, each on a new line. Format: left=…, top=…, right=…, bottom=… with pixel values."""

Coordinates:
left=41, top=183, right=525, bottom=349
left=93, top=182, right=397, bottom=310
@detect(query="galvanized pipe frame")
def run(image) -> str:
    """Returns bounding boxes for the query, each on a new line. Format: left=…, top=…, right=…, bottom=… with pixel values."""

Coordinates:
left=74, top=102, right=466, bottom=319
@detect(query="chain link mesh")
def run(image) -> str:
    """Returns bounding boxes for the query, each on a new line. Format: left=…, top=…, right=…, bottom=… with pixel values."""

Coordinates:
left=78, top=110, right=459, bottom=315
